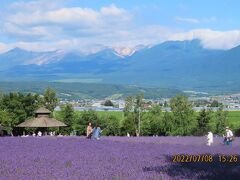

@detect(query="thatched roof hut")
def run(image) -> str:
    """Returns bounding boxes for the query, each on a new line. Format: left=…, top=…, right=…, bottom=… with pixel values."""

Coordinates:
left=35, top=107, right=51, bottom=114
left=17, top=107, right=66, bottom=128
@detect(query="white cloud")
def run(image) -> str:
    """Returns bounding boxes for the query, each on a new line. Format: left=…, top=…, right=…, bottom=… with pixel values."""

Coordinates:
left=3, top=4, right=132, bottom=43
left=0, top=42, right=11, bottom=53
left=47, top=8, right=100, bottom=25
left=9, top=0, right=63, bottom=12
left=175, top=16, right=217, bottom=24
left=1, top=24, right=173, bottom=53
left=10, top=39, right=107, bottom=54
left=101, top=4, right=128, bottom=17
left=4, top=28, right=240, bottom=53
left=169, top=29, right=240, bottom=49
left=107, top=26, right=174, bottom=47
left=2, top=23, right=60, bottom=40
left=175, top=17, right=200, bottom=24
left=1, top=1, right=240, bottom=53
left=6, top=4, right=131, bottom=28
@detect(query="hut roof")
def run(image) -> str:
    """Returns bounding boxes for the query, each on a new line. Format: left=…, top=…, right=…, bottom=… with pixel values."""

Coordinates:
left=35, top=107, right=51, bottom=114
left=17, top=117, right=67, bottom=128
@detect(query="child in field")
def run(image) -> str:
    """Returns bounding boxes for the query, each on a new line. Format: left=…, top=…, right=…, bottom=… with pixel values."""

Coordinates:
left=206, top=131, right=213, bottom=146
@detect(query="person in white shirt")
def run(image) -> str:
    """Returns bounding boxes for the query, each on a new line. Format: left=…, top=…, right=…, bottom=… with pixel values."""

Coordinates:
left=223, top=127, right=234, bottom=145
left=37, top=131, right=42, bottom=137
left=207, top=131, right=213, bottom=146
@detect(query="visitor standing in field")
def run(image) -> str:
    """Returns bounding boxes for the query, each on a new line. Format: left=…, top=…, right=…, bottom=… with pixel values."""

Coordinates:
left=206, top=131, right=213, bottom=146
left=86, top=122, right=93, bottom=139
left=92, top=124, right=102, bottom=140
left=37, top=131, right=42, bottom=137
left=223, top=127, right=234, bottom=145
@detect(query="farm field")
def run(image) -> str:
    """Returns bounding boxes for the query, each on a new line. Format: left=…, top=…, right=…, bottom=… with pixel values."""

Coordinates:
left=227, top=111, right=240, bottom=131
left=0, top=136, right=240, bottom=179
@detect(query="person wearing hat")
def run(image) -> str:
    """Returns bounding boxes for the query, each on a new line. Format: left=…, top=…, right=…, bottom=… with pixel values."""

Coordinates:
left=223, top=127, right=234, bottom=145
left=207, top=131, right=213, bottom=146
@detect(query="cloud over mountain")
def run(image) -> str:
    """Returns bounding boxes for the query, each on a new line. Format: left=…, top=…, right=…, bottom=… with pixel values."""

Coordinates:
left=0, top=0, right=240, bottom=54
left=169, top=29, right=240, bottom=50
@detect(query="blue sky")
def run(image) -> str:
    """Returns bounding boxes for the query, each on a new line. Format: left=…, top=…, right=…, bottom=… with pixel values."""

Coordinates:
left=0, top=0, right=239, bottom=53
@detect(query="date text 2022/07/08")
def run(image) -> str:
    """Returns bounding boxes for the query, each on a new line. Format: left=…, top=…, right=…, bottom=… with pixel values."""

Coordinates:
left=172, top=154, right=239, bottom=163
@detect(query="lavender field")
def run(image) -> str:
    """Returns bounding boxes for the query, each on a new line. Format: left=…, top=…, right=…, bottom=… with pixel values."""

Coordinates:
left=0, top=136, right=240, bottom=180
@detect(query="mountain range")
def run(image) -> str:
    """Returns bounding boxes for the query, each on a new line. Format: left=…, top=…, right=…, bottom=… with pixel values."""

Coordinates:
left=1, top=39, right=240, bottom=93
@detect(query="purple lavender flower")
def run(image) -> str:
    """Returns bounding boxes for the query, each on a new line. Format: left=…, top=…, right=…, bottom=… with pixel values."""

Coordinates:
left=0, top=136, right=239, bottom=179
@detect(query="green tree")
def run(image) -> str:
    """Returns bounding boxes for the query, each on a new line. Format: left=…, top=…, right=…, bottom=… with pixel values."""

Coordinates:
left=0, top=110, right=12, bottom=134
left=215, top=106, right=228, bottom=135
left=103, top=100, right=114, bottom=106
left=23, top=93, right=43, bottom=117
left=121, top=113, right=136, bottom=136
left=0, top=91, right=3, bottom=101
left=1, top=93, right=27, bottom=124
left=162, top=111, right=174, bottom=135
left=77, top=110, right=98, bottom=135
left=0, top=92, right=41, bottom=135
left=169, top=95, right=195, bottom=135
left=135, top=93, right=144, bottom=136
left=123, top=96, right=136, bottom=135
left=102, top=115, right=120, bottom=136
left=141, top=113, right=151, bottom=136
left=123, top=94, right=144, bottom=136
left=149, top=104, right=162, bottom=114
left=124, top=96, right=135, bottom=114
left=44, top=87, right=58, bottom=112
left=141, top=105, right=163, bottom=136
left=210, top=100, right=222, bottom=107
left=59, top=104, right=75, bottom=135
left=164, top=101, right=168, bottom=107
left=196, top=109, right=212, bottom=135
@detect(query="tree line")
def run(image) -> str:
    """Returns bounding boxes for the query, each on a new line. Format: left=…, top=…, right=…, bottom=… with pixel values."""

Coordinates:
left=122, top=94, right=229, bottom=136
left=0, top=88, right=232, bottom=136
